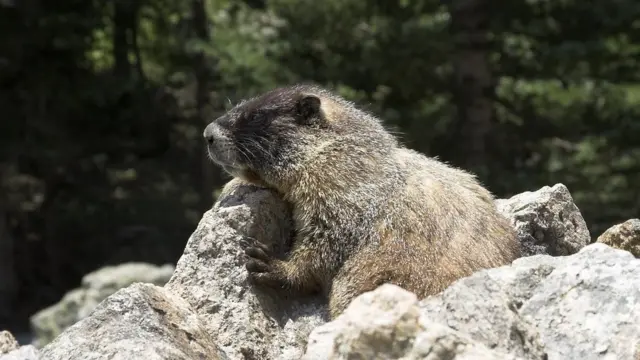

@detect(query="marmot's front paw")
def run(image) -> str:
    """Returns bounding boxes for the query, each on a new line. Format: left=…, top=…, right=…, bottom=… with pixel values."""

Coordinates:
left=244, top=243, right=287, bottom=288
left=245, top=241, right=272, bottom=272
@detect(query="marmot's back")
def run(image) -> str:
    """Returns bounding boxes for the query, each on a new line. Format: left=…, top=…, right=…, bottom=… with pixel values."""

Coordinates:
left=328, top=147, right=520, bottom=315
left=394, top=148, right=519, bottom=266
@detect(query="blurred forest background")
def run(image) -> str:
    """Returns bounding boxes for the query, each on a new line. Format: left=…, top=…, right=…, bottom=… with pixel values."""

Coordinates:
left=1, top=0, right=639, bottom=335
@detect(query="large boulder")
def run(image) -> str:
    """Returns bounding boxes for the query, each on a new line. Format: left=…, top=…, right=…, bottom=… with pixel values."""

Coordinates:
left=30, top=262, right=175, bottom=348
left=164, top=179, right=327, bottom=360
left=496, top=183, right=591, bottom=256
left=37, top=181, right=640, bottom=360
left=303, top=284, right=521, bottom=360
left=38, top=283, right=226, bottom=360
left=420, top=242, right=640, bottom=360
left=40, top=179, right=326, bottom=360
left=306, top=243, right=640, bottom=360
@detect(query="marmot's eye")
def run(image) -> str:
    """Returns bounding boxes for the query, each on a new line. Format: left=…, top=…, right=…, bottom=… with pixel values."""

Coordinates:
left=251, top=112, right=264, bottom=122
left=237, top=111, right=261, bottom=126
left=250, top=110, right=274, bottom=125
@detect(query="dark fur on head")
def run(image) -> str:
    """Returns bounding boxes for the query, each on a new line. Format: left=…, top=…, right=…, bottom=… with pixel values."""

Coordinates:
left=203, top=84, right=396, bottom=191
left=204, top=83, right=521, bottom=319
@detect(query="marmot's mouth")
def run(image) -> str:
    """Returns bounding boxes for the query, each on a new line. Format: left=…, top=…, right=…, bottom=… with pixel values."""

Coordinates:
left=204, top=121, right=245, bottom=169
left=206, top=141, right=252, bottom=179
left=207, top=150, right=250, bottom=177
left=206, top=145, right=239, bottom=168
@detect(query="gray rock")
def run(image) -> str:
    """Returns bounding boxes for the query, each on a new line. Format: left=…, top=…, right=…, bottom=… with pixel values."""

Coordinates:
left=420, top=243, right=640, bottom=360
left=596, top=218, right=640, bottom=257
left=520, top=244, right=640, bottom=360
left=165, top=178, right=327, bottom=360
left=30, top=262, right=175, bottom=348
left=303, top=284, right=522, bottom=360
left=38, top=283, right=226, bottom=360
left=419, top=259, right=553, bottom=359
left=32, top=178, right=327, bottom=360
left=0, top=345, right=39, bottom=360
left=496, top=183, right=591, bottom=256
left=1, top=331, right=38, bottom=360
left=36, top=182, right=640, bottom=360
left=0, top=331, right=18, bottom=354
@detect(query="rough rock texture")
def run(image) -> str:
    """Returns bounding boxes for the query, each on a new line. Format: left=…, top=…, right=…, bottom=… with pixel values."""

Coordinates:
left=496, top=183, right=591, bottom=256
left=597, top=218, right=640, bottom=257
left=31, top=179, right=327, bottom=360
left=38, top=283, right=227, bottom=360
left=0, top=331, right=38, bottom=360
left=0, top=331, right=18, bottom=354
left=303, top=284, right=521, bottom=360
left=421, top=243, right=640, bottom=360
left=419, top=263, right=550, bottom=359
left=0, top=345, right=39, bottom=360
left=35, top=182, right=640, bottom=360
left=165, top=178, right=327, bottom=360
left=31, top=262, right=175, bottom=348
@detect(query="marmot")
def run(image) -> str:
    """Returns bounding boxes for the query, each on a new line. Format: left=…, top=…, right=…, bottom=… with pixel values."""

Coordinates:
left=203, top=84, right=521, bottom=319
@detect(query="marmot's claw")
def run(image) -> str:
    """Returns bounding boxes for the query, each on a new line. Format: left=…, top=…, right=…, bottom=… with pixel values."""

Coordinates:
left=240, top=237, right=271, bottom=250
left=246, top=259, right=270, bottom=273
left=247, top=271, right=286, bottom=289
left=245, top=246, right=271, bottom=263
left=245, top=244, right=288, bottom=288
left=245, top=258, right=287, bottom=288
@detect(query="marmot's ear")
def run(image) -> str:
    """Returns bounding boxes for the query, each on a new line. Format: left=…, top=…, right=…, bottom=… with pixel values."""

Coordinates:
left=296, top=95, right=322, bottom=125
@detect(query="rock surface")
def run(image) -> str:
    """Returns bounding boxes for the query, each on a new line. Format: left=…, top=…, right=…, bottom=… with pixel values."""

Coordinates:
left=0, top=345, right=39, bottom=360
left=39, top=283, right=226, bottom=360
left=0, top=331, right=18, bottom=354
left=35, top=182, right=640, bottom=360
left=165, top=178, right=327, bottom=360
left=0, top=331, right=38, bottom=360
left=31, top=262, right=175, bottom=348
left=420, top=243, right=640, bottom=360
left=597, top=218, right=640, bottom=257
left=39, top=178, right=326, bottom=360
left=303, top=284, right=521, bottom=360
left=496, top=183, right=591, bottom=256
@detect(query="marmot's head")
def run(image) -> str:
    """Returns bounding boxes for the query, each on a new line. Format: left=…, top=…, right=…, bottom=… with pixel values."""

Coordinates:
left=203, top=84, right=395, bottom=188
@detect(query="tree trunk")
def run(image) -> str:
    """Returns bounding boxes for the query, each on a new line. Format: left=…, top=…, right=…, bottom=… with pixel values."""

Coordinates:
left=113, top=0, right=141, bottom=79
left=113, top=0, right=131, bottom=78
left=449, top=0, right=493, bottom=171
left=129, top=1, right=145, bottom=81
left=0, top=180, right=17, bottom=327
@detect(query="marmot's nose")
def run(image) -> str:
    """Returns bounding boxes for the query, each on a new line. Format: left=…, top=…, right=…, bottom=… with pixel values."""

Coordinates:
left=203, top=123, right=216, bottom=145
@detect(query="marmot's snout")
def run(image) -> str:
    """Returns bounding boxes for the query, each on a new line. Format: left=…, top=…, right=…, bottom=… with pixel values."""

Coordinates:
left=203, top=119, right=240, bottom=170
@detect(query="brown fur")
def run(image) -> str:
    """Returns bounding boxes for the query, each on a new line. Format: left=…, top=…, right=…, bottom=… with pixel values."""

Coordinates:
left=203, top=84, right=521, bottom=319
